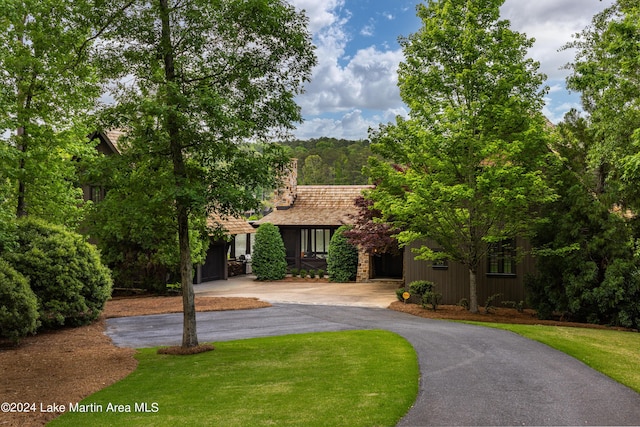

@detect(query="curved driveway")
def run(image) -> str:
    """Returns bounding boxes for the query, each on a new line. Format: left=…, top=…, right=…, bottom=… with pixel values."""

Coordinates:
left=106, top=301, right=640, bottom=426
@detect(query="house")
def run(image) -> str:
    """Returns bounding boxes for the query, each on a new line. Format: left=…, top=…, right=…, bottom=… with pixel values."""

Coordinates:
left=196, top=213, right=256, bottom=283
left=84, top=130, right=122, bottom=203
left=254, top=160, right=403, bottom=280
left=255, top=184, right=370, bottom=273
left=403, top=238, right=535, bottom=305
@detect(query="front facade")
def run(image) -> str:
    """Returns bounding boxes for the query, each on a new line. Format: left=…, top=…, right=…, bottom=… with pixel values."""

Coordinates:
left=404, top=238, right=535, bottom=305
left=256, top=184, right=371, bottom=272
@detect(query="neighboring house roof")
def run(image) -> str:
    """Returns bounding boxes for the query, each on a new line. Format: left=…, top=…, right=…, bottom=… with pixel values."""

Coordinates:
left=208, top=213, right=256, bottom=236
left=256, top=185, right=371, bottom=227
left=90, top=130, right=123, bottom=155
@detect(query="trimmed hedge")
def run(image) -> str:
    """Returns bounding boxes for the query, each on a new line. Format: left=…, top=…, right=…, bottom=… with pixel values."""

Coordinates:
left=252, top=223, right=287, bottom=281
left=0, top=258, right=39, bottom=343
left=327, top=225, right=358, bottom=282
left=5, top=218, right=112, bottom=329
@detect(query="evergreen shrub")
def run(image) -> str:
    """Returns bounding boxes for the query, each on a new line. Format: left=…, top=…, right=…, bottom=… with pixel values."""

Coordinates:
left=252, top=223, right=287, bottom=281
left=327, top=225, right=358, bottom=282
left=5, top=218, right=112, bottom=329
left=0, top=258, right=39, bottom=343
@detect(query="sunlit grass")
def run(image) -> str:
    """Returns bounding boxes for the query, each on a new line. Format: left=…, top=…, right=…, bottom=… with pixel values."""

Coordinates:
left=51, top=330, right=419, bottom=427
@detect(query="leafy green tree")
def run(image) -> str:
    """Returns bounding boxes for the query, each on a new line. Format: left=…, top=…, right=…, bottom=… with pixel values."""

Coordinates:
left=526, top=128, right=640, bottom=328
left=564, top=1, right=640, bottom=208
left=252, top=223, right=288, bottom=281
left=98, top=0, right=315, bottom=347
left=84, top=148, right=208, bottom=293
left=327, top=225, right=359, bottom=282
left=0, top=0, right=105, bottom=227
left=0, top=258, right=38, bottom=344
left=366, top=0, right=555, bottom=312
left=279, top=138, right=376, bottom=185
left=301, top=154, right=331, bottom=184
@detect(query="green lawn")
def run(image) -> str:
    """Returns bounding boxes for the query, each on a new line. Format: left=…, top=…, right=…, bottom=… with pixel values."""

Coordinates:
left=464, top=322, right=640, bottom=393
left=50, top=330, right=419, bottom=427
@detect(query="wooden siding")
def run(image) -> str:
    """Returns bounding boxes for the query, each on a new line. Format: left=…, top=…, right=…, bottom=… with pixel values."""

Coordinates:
left=404, top=239, right=536, bottom=305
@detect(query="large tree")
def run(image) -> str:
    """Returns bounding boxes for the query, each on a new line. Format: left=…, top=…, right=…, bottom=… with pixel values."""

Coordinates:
left=366, top=0, right=555, bottom=312
left=100, top=0, right=315, bottom=347
left=0, top=0, right=106, bottom=226
left=564, top=0, right=640, bottom=208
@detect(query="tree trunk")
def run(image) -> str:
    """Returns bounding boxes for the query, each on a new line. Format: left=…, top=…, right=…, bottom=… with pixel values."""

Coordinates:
left=469, top=267, right=479, bottom=313
left=159, top=0, right=198, bottom=348
left=16, top=127, right=27, bottom=217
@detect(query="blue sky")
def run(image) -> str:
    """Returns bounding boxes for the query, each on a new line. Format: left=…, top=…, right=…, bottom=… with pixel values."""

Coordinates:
left=287, top=0, right=616, bottom=140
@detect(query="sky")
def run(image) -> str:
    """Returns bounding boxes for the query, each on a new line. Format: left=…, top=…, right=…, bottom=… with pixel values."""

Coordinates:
left=287, top=0, right=616, bottom=140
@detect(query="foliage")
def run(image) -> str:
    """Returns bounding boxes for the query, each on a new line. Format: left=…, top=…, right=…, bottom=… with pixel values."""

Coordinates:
left=327, top=225, right=359, bottom=282
left=84, top=150, right=208, bottom=293
left=252, top=223, right=287, bottom=281
left=501, top=300, right=525, bottom=313
left=526, top=132, right=640, bottom=328
left=0, top=258, right=38, bottom=343
left=0, top=0, right=103, bottom=227
left=4, top=218, right=112, bottom=329
left=279, top=138, right=376, bottom=185
left=299, top=269, right=308, bottom=279
left=95, top=0, right=315, bottom=347
left=289, top=267, right=299, bottom=277
left=51, top=331, right=419, bottom=427
left=366, top=0, right=555, bottom=312
left=564, top=1, right=640, bottom=210
left=483, top=293, right=502, bottom=314
left=407, top=280, right=441, bottom=310
left=408, top=280, right=435, bottom=296
left=343, top=195, right=400, bottom=255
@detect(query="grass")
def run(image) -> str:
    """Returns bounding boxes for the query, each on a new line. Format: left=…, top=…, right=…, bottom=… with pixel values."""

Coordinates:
left=464, top=321, right=640, bottom=393
left=50, top=330, right=419, bottom=427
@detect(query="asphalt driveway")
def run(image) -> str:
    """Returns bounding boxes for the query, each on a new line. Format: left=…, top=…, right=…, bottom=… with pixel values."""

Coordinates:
left=106, top=303, right=640, bottom=426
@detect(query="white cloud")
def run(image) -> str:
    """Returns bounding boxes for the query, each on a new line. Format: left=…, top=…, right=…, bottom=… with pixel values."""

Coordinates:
left=291, top=1, right=404, bottom=117
left=288, top=0, right=616, bottom=139
left=501, top=0, right=616, bottom=81
left=288, top=0, right=346, bottom=33
left=360, top=20, right=375, bottom=37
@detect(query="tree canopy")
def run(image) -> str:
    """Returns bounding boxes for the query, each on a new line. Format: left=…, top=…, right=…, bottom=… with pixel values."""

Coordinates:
left=0, top=0, right=102, bottom=226
left=564, top=0, right=640, bottom=210
left=96, top=0, right=315, bottom=347
left=366, top=0, right=555, bottom=312
left=278, top=137, right=375, bottom=185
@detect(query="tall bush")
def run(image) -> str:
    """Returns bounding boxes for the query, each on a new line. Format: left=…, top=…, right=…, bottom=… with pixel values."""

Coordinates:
left=0, top=258, right=39, bottom=343
left=327, top=225, right=358, bottom=282
left=252, top=223, right=287, bottom=281
left=5, top=218, right=112, bottom=329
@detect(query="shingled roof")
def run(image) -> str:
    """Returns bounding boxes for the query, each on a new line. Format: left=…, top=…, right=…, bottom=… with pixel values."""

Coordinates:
left=256, top=185, right=371, bottom=227
left=208, top=213, right=256, bottom=236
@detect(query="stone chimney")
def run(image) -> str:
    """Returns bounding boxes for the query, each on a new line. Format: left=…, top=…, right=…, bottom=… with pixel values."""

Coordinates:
left=275, top=159, right=298, bottom=210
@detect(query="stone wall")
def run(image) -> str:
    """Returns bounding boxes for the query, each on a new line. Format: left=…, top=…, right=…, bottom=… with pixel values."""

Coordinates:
left=356, top=248, right=370, bottom=282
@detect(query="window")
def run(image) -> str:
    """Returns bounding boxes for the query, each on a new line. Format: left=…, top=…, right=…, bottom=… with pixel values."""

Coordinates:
left=90, top=186, right=105, bottom=203
left=432, top=259, right=448, bottom=269
left=431, top=249, right=448, bottom=269
left=487, top=239, right=516, bottom=275
left=301, top=228, right=332, bottom=259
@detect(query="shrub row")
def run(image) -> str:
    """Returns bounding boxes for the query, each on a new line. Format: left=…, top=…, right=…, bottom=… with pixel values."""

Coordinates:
left=252, top=224, right=359, bottom=283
